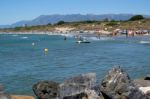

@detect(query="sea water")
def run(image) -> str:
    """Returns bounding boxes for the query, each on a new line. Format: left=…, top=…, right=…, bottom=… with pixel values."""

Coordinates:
left=0, top=34, right=150, bottom=95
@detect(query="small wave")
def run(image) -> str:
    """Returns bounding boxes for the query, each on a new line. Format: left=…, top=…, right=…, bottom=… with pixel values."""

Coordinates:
left=99, top=37, right=114, bottom=41
left=85, top=37, right=100, bottom=41
left=84, top=37, right=113, bottom=41
left=21, top=36, right=28, bottom=39
left=139, top=41, right=150, bottom=44
left=12, top=34, right=18, bottom=37
left=61, top=34, right=74, bottom=37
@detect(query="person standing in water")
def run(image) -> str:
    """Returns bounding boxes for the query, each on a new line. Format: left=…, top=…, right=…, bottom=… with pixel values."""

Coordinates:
left=125, top=29, right=128, bottom=38
left=64, top=36, right=67, bottom=40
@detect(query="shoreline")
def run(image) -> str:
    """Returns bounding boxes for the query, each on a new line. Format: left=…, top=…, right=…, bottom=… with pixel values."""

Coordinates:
left=0, top=31, right=150, bottom=36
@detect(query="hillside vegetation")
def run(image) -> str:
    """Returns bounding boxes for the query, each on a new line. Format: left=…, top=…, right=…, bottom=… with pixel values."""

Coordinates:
left=0, top=15, right=150, bottom=33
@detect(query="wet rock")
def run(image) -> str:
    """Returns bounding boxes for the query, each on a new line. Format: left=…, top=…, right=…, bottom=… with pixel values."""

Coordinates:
left=59, top=73, right=97, bottom=98
left=100, top=66, right=147, bottom=99
left=33, top=81, right=59, bottom=99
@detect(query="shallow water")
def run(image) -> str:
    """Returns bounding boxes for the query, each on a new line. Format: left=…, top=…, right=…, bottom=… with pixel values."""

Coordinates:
left=0, top=34, right=150, bottom=95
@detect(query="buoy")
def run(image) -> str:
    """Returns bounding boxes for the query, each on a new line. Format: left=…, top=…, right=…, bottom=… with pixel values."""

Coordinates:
left=44, top=48, right=48, bottom=52
left=32, top=42, right=35, bottom=46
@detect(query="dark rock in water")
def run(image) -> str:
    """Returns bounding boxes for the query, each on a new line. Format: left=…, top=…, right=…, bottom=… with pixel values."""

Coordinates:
left=100, top=66, right=148, bottom=99
left=32, top=81, right=59, bottom=99
left=144, top=75, right=150, bottom=80
left=59, top=73, right=97, bottom=98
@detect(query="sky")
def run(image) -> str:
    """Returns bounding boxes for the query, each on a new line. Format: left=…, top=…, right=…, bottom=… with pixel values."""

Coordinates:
left=0, top=0, right=149, bottom=25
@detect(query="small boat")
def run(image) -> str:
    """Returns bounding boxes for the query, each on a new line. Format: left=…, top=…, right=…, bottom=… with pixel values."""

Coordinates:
left=76, top=35, right=90, bottom=43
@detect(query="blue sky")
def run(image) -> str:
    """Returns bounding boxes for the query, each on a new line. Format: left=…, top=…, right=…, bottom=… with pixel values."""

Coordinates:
left=0, top=0, right=149, bottom=25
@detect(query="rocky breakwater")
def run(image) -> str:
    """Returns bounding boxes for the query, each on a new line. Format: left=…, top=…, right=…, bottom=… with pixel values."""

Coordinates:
left=33, top=73, right=103, bottom=99
left=33, top=66, right=150, bottom=99
left=1, top=66, right=149, bottom=99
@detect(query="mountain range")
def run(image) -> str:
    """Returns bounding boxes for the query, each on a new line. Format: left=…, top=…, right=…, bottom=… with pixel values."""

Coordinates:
left=1, top=14, right=150, bottom=28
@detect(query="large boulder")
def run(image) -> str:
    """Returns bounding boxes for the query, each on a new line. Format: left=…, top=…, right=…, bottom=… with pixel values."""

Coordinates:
left=59, top=73, right=104, bottom=99
left=32, top=81, right=59, bottom=99
left=63, top=89, right=104, bottom=99
left=59, top=73, right=97, bottom=99
left=32, top=73, right=104, bottom=99
left=100, top=66, right=148, bottom=99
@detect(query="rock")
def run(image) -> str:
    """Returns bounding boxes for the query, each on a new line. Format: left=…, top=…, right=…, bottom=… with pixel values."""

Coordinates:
left=33, top=81, right=59, bottom=99
left=134, top=79, right=150, bottom=87
left=144, top=75, right=150, bottom=80
left=134, top=79, right=150, bottom=98
left=146, top=91, right=150, bottom=99
left=63, top=73, right=96, bottom=88
left=63, top=89, right=104, bottom=99
left=63, top=92, right=88, bottom=99
left=59, top=73, right=97, bottom=98
left=139, top=87, right=150, bottom=94
left=100, top=66, right=147, bottom=99
left=11, top=95, right=34, bottom=99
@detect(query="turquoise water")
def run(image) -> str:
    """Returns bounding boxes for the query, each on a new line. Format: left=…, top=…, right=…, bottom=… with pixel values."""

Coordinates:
left=0, top=34, right=150, bottom=95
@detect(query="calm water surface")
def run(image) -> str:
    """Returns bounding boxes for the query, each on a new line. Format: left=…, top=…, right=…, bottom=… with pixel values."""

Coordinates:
left=0, top=34, right=150, bottom=95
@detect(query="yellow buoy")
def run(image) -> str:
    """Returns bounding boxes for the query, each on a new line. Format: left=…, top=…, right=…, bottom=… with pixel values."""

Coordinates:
left=44, top=48, right=48, bottom=52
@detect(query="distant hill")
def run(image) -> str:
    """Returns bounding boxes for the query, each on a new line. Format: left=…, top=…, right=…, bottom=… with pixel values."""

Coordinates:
left=1, top=14, right=150, bottom=28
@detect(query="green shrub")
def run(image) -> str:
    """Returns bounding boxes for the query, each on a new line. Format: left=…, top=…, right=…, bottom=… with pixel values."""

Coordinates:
left=14, top=27, right=22, bottom=31
left=56, top=21, right=65, bottom=25
left=106, top=21, right=118, bottom=26
left=129, top=15, right=144, bottom=21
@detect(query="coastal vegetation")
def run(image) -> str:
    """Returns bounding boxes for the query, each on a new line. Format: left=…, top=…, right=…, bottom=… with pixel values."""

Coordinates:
left=0, top=15, right=149, bottom=33
left=129, top=15, right=145, bottom=21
